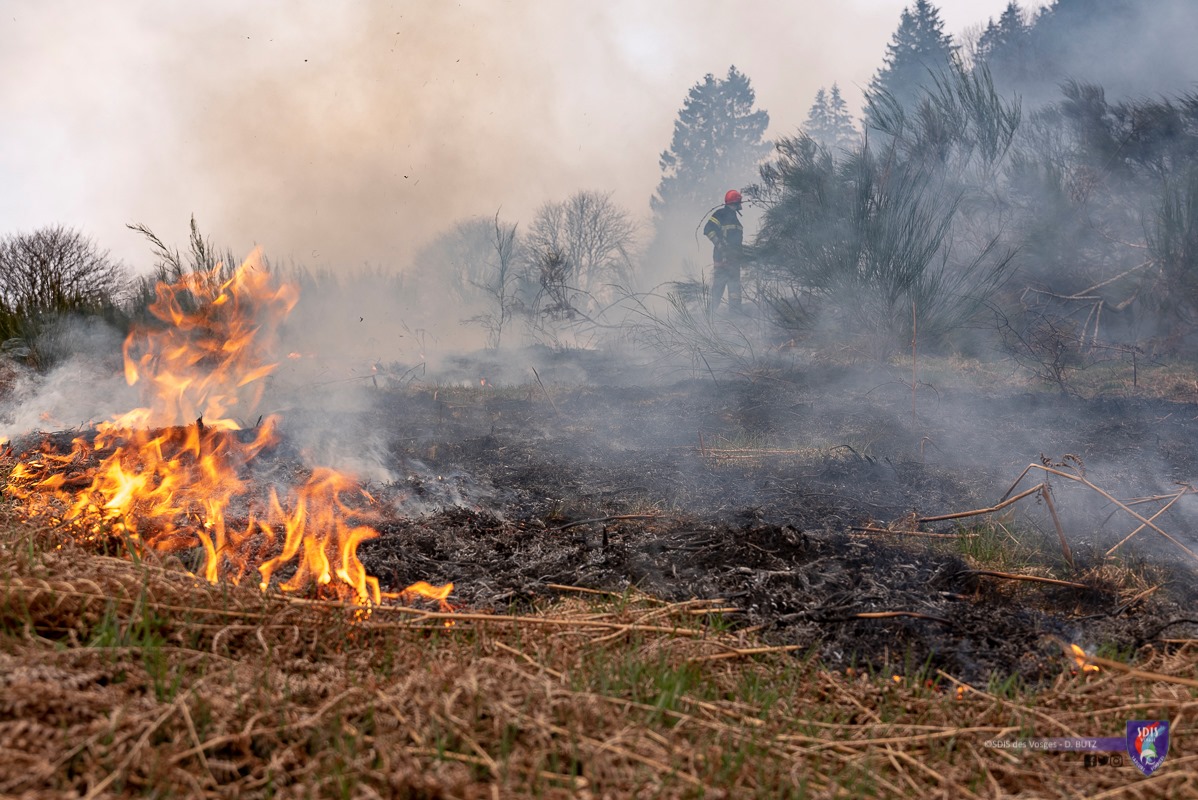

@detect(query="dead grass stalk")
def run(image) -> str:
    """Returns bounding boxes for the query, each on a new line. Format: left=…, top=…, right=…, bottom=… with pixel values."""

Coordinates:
left=2, top=510, right=1196, bottom=798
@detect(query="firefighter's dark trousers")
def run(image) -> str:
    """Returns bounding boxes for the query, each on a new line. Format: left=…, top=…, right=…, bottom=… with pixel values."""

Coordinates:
left=710, top=261, right=742, bottom=312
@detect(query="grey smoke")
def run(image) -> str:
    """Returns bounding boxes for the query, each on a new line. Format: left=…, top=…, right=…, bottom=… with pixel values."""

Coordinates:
left=3, top=1, right=1045, bottom=278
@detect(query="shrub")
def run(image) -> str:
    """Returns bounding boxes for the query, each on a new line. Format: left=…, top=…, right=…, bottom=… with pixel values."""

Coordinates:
left=0, top=226, right=128, bottom=363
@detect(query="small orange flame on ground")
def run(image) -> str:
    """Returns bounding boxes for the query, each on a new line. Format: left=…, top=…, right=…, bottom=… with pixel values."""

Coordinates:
left=1070, top=644, right=1100, bottom=673
left=383, top=580, right=457, bottom=613
left=4, top=255, right=453, bottom=610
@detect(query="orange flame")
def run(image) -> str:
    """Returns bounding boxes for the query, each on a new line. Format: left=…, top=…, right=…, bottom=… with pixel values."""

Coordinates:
left=256, top=468, right=383, bottom=605
left=1070, top=644, right=1100, bottom=673
left=4, top=255, right=453, bottom=610
left=118, top=250, right=297, bottom=432
left=392, top=580, right=457, bottom=612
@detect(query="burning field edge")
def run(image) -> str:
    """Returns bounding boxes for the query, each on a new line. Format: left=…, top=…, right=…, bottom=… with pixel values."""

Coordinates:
left=3, top=261, right=1198, bottom=796
left=2, top=503, right=1198, bottom=798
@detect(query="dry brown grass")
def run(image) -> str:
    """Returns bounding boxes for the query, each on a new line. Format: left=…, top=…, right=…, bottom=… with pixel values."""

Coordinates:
left=1, top=507, right=1196, bottom=799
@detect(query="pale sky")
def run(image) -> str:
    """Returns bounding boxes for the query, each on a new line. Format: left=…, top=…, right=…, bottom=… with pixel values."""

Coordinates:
left=1, top=1, right=1047, bottom=274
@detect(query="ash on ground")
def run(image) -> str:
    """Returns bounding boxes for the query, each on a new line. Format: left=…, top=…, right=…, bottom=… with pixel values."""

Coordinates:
left=9, top=350, right=1198, bottom=685
left=317, top=358, right=1198, bottom=685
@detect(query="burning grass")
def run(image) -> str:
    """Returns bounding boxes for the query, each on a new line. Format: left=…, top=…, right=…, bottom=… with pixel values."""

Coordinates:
left=2, top=256, right=453, bottom=611
left=5, top=253, right=1198, bottom=795
left=2, top=511, right=1196, bottom=798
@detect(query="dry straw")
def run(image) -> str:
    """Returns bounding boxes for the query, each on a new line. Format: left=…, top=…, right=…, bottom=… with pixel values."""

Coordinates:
left=1, top=508, right=1196, bottom=798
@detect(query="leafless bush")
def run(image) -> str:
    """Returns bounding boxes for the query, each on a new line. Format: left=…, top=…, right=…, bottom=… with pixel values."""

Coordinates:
left=623, top=287, right=768, bottom=380
left=524, top=191, right=638, bottom=326
left=0, top=226, right=128, bottom=356
left=998, top=308, right=1084, bottom=393
left=0, top=227, right=127, bottom=317
left=463, top=214, right=522, bottom=350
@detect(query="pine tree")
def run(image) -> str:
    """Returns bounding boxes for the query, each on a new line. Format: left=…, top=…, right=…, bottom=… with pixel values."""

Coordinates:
left=975, top=2, right=1032, bottom=91
left=804, top=85, right=858, bottom=154
left=645, top=66, right=771, bottom=279
left=650, top=66, right=770, bottom=223
left=826, top=85, right=858, bottom=152
left=865, top=0, right=958, bottom=128
left=805, top=87, right=832, bottom=145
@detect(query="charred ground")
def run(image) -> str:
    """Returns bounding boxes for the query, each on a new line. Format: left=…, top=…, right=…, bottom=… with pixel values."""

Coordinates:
left=265, top=354, right=1198, bottom=687
left=7, top=353, right=1198, bottom=687
left=10, top=343, right=1198, bottom=799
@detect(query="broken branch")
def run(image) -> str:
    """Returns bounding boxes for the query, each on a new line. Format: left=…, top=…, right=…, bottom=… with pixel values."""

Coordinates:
left=1039, top=483, right=1075, bottom=570
left=965, top=570, right=1089, bottom=590
left=918, top=484, right=1042, bottom=524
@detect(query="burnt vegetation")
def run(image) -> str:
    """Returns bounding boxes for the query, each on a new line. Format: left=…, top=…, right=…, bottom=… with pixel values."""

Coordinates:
left=4, top=1, right=1198, bottom=796
left=3, top=0, right=1198, bottom=689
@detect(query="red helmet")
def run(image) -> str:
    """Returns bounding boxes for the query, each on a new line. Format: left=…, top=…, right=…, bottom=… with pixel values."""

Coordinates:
left=724, top=189, right=743, bottom=205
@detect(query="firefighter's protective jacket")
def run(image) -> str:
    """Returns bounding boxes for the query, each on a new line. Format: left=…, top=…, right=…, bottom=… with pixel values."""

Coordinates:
left=704, top=205, right=743, bottom=266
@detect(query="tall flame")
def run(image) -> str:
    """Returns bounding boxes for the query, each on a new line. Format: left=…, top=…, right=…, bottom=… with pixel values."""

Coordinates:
left=120, top=250, right=297, bottom=431
left=5, top=255, right=453, bottom=609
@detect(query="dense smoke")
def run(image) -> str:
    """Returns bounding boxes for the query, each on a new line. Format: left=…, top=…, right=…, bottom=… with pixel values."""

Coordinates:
left=4, top=1, right=1198, bottom=560
left=3, top=1, right=1041, bottom=275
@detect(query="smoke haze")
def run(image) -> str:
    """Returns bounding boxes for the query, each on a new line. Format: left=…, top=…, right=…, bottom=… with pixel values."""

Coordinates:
left=4, top=0, right=1047, bottom=276
left=4, top=1, right=1198, bottom=604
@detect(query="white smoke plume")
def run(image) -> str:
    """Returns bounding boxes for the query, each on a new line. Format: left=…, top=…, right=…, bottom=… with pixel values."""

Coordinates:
left=3, top=1, right=1045, bottom=277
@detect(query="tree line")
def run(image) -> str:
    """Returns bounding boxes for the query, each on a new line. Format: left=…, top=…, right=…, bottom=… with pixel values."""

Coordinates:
left=5, top=0, right=1198, bottom=385
left=664, top=0, right=1198, bottom=384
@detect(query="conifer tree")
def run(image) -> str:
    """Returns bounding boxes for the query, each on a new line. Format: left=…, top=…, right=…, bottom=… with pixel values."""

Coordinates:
left=804, top=85, right=857, bottom=153
left=805, top=87, right=832, bottom=143
left=646, top=66, right=770, bottom=276
left=865, top=0, right=958, bottom=128
left=651, top=66, right=771, bottom=219
left=975, top=2, right=1032, bottom=90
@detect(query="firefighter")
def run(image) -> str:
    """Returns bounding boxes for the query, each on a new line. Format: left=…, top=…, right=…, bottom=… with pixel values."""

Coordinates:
left=704, top=189, right=744, bottom=312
